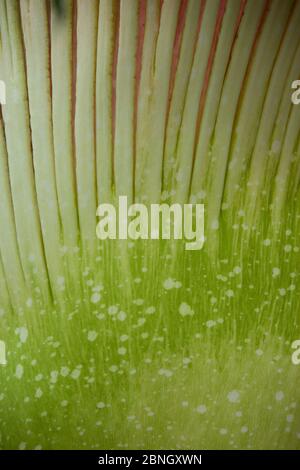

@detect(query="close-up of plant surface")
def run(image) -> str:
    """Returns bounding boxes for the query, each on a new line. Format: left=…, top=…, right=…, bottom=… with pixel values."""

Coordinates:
left=0, top=0, right=300, bottom=450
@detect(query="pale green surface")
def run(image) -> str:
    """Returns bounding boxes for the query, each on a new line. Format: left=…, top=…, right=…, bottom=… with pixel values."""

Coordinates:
left=0, top=0, right=300, bottom=450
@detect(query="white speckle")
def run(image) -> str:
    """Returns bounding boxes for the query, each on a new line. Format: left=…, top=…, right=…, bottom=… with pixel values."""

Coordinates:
left=272, top=267, right=280, bottom=278
left=196, top=405, right=207, bottom=414
left=271, top=140, right=281, bottom=154
left=279, top=288, right=286, bottom=296
left=287, top=414, right=294, bottom=423
left=163, top=278, right=173, bottom=290
left=71, top=368, right=81, bottom=379
left=233, top=266, right=241, bottom=274
left=284, top=244, right=292, bottom=253
left=197, top=190, right=206, bottom=200
left=15, top=364, right=24, bottom=379
left=263, top=239, right=271, bottom=246
left=109, top=365, right=118, bottom=373
left=19, top=442, right=26, bottom=450
left=61, top=400, right=68, bottom=407
left=35, top=388, right=43, bottom=398
left=91, top=293, right=101, bottom=304
left=183, top=357, right=191, bottom=365
left=211, top=220, right=219, bottom=230
left=118, top=347, right=127, bottom=356
left=179, top=302, right=194, bottom=317
left=50, top=371, right=58, bottom=384
left=275, top=391, right=284, bottom=401
left=97, top=402, right=106, bottom=409
left=206, top=320, right=216, bottom=328
left=163, top=278, right=182, bottom=290
left=16, top=327, right=28, bottom=344
left=241, top=426, right=248, bottom=433
left=219, top=428, right=228, bottom=435
left=60, top=366, right=70, bottom=377
left=57, top=276, right=65, bottom=286
left=108, top=305, right=118, bottom=315
left=255, top=349, right=263, bottom=356
left=87, top=330, right=98, bottom=342
left=145, top=306, right=156, bottom=315
left=225, top=290, right=234, bottom=298
left=158, top=368, right=173, bottom=378
left=26, top=298, right=33, bottom=308
left=120, top=335, right=129, bottom=342
left=117, top=311, right=127, bottom=321
left=93, top=284, right=103, bottom=292
left=227, top=390, right=240, bottom=403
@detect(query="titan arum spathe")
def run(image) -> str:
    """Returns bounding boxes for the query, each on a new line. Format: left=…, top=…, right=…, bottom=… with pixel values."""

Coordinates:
left=0, top=0, right=299, bottom=450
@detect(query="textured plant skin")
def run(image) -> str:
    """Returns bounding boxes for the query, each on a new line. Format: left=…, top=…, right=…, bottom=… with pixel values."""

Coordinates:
left=0, top=0, right=300, bottom=450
